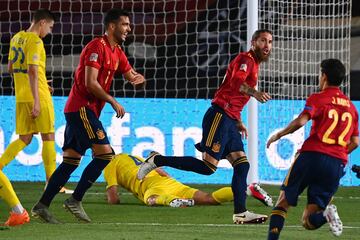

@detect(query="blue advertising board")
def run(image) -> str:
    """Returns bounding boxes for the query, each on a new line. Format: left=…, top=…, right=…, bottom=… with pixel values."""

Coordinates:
left=1, top=96, right=359, bottom=186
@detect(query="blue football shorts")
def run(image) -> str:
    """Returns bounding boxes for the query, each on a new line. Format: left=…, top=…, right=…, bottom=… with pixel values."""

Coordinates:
left=195, top=104, right=244, bottom=160
left=281, top=151, right=345, bottom=209
left=62, top=107, right=110, bottom=155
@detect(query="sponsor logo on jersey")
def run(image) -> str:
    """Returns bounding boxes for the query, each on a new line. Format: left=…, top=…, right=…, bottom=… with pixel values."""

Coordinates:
left=89, top=53, right=98, bottom=62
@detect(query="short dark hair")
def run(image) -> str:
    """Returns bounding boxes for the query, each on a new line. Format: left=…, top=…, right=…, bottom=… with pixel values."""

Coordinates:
left=104, top=8, right=130, bottom=28
left=32, top=9, right=55, bottom=23
left=320, top=59, right=346, bottom=86
left=251, top=29, right=272, bottom=41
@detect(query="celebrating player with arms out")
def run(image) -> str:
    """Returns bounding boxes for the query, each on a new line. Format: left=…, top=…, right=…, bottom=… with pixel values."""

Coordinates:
left=266, top=59, right=359, bottom=239
left=32, top=8, right=145, bottom=223
left=138, top=29, right=273, bottom=224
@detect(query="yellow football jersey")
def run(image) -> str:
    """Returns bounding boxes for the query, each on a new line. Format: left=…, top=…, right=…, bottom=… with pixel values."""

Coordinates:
left=104, top=154, right=159, bottom=201
left=8, top=31, right=51, bottom=102
left=104, top=154, right=199, bottom=204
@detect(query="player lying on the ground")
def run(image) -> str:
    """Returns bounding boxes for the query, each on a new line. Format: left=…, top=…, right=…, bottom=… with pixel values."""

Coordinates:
left=104, top=153, right=273, bottom=207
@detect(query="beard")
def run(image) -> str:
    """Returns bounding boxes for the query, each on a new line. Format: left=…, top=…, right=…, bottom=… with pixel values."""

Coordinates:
left=114, top=29, right=126, bottom=44
left=114, top=34, right=123, bottom=44
left=253, top=47, right=271, bottom=62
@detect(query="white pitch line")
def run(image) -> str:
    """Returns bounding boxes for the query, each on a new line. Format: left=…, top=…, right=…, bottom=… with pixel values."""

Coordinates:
left=83, top=192, right=360, bottom=200
left=62, top=222, right=360, bottom=229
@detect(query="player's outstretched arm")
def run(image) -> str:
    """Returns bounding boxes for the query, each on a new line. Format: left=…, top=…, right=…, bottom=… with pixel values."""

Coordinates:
left=124, top=68, right=146, bottom=89
left=236, top=119, right=248, bottom=139
left=85, top=66, right=125, bottom=118
left=347, top=136, right=359, bottom=154
left=239, top=83, right=271, bottom=103
left=267, top=113, right=310, bottom=148
left=7, top=61, right=13, bottom=74
left=28, top=64, right=40, bottom=119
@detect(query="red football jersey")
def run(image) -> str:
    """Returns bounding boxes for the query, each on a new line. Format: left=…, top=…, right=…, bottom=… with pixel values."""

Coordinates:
left=300, top=87, right=359, bottom=164
left=64, top=35, right=131, bottom=117
left=212, top=50, right=259, bottom=120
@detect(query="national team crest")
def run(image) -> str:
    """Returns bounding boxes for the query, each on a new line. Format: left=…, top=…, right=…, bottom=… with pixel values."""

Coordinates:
left=96, top=129, right=105, bottom=140
left=212, top=142, right=221, bottom=153
left=240, top=64, right=247, bottom=72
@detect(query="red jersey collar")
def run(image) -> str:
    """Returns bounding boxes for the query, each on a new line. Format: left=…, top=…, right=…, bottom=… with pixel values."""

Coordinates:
left=323, top=86, right=340, bottom=92
left=102, top=34, right=119, bottom=50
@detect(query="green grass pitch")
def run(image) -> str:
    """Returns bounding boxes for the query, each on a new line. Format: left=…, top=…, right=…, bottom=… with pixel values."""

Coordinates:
left=0, top=182, right=359, bottom=239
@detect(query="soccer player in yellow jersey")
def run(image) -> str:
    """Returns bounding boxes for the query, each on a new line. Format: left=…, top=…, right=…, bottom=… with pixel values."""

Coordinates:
left=104, top=154, right=273, bottom=207
left=1, top=9, right=70, bottom=192
left=104, top=154, right=232, bottom=206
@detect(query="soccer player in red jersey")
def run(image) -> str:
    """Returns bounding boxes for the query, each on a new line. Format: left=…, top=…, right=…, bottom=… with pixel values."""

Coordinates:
left=266, top=59, right=359, bottom=239
left=137, top=29, right=273, bottom=224
left=32, top=9, right=145, bottom=223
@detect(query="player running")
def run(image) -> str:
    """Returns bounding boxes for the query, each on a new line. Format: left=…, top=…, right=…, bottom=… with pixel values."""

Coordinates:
left=266, top=59, right=359, bottom=239
left=137, top=29, right=273, bottom=224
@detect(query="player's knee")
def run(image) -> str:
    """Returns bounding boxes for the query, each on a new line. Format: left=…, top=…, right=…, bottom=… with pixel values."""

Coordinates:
left=20, top=135, right=33, bottom=145
left=94, top=152, right=115, bottom=161
left=62, top=156, right=81, bottom=166
left=302, top=218, right=317, bottom=230
left=232, top=158, right=249, bottom=173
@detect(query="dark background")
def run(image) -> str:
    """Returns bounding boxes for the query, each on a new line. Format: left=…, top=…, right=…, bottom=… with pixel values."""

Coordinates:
left=1, top=0, right=359, bottom=99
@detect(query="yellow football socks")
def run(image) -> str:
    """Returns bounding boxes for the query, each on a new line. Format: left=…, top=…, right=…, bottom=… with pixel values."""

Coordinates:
left=0, top=170, right=20, bottom=208
left=0, top=139, right=26, bottom=169
left=211, top=187, right=234, bottom=203
left=42, top=141, right=57, bottom=179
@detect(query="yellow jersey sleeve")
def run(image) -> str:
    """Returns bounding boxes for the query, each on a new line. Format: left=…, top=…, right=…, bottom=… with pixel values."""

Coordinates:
left=26, top=36, right=43, bottom=66
left=9, top=31, right=51, bottom=102
left=103, top=161, right=118, bottom=189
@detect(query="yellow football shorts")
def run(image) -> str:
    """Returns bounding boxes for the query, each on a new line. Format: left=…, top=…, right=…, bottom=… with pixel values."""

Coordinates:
left=16, top=100, right=55, bottom=135
left=142, top=175, right=198, bottom=203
